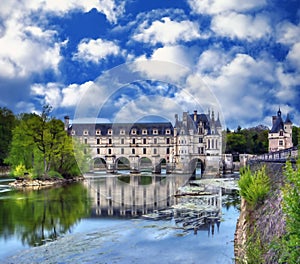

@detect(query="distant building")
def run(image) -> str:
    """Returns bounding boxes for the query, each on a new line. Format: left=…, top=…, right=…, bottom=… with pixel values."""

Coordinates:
left=66, top=110, right=223, bottom=176
left=268, top=108, right=293, bottom=152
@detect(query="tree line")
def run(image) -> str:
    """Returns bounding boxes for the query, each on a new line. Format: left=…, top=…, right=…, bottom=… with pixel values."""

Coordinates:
left=0, top=106, right=90, bottom=179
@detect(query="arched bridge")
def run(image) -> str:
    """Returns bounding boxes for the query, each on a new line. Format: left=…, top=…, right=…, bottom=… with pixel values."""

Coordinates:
left=251, top=146, right=298, bottom=163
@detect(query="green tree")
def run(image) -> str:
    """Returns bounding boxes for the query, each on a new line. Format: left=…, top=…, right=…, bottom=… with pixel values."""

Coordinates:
left=0, top=107, right=16, bottom=165
left=5, top=106, right=90, bottom=178
left=292, top=126, right=299, bottom=146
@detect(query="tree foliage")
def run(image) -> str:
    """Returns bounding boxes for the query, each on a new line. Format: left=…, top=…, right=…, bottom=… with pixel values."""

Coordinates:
left=279, top=156, right=300, bottom=263
left=5, top=106, right=89, bottom=178
left=225, top=125, right=269, bottom=154
left=0, top=107, right=16, bottom=165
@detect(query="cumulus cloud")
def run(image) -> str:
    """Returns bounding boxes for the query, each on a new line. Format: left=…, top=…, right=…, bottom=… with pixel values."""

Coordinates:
left=276, top=21, right=300, bottom=45
left=211, top=12, right=271, bottom=41
left=73, top=38, right=122, bottom=63
left=188, top=0, right=267, bottom=15
left=287, top=42, right=300, bottom=69
left=31, top=83, right=63, bottom=108
left=198, top=53, right=277, bottom=127
left=133, top=17, right=201, bottom=45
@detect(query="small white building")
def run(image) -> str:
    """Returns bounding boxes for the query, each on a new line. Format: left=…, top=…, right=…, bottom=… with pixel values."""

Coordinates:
left=268, top=108, right=293, bottom=152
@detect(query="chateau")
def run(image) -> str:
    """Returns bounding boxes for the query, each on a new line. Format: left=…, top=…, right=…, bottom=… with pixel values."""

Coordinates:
left=268, top=108, right=293, bottom=152
left=66, top=110, right=223, bottom=176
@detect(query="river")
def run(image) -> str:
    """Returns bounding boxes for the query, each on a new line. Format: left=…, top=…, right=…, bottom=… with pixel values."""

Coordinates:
left=0, top=174, right=240, bottom=264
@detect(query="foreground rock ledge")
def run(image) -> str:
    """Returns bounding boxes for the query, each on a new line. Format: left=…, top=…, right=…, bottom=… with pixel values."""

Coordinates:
left=9, top=176, right=85, bottom=189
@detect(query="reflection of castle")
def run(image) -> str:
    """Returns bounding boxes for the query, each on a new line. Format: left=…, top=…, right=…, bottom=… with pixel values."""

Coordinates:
left=84, top=175, right=186, bottom=216
left=66, top=110, right=223, bottom=176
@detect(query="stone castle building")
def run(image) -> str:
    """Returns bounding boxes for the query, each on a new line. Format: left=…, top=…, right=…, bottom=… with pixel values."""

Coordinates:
left=268, top=108, right=293, bottom=152
left=66, top=110, right=223, bottom=176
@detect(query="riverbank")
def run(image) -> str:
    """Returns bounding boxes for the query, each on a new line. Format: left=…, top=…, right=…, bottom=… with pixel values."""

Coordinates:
left=9, top=176, right=85, bottom=189
left=234, top=162, right=286, bottom=263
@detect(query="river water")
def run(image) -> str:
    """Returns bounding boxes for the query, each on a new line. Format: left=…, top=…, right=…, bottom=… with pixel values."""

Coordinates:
left=0, top=174, right=240, bottom=264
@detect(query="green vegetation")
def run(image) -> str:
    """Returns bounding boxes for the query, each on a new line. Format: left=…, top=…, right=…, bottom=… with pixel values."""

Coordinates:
left=0, top=107, right=16, bottom=165
left=238, top=166, right=270, bottom=208
left=4, top=105, right=90, bottom=179
left=278, top=156, right=300, bottom=263
left=292, top=126, right=300, bottom=147
left=225, top=125, right=269, bottom=155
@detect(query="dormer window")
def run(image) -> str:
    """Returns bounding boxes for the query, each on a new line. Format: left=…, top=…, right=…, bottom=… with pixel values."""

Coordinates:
left=96, top=129, right=101, bottom=135
left=142, top=129, right=147, bottom=135
left=120, top=129, right=125, bottom=135
left=131, top=129, right=137, bottom=135
left=153, top=129, right=158, bottom=135
left=83, top=130, right=89, bottom=136
left=71, top=130, right=75, bottom=136
left=165, top=129, right=170, bottom=135
left=108, top=129, right=113, bottom=135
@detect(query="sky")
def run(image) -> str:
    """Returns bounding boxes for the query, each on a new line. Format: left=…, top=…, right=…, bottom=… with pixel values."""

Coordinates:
left=0, top=0, right=299, bottom=129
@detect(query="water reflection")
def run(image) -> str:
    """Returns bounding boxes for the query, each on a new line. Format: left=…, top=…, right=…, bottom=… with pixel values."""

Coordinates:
left=84, top=174, right=188, bottom=217
left=0, top=183, right=90, bottom=246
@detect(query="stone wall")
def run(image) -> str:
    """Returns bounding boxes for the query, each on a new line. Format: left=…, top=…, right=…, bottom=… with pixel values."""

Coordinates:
left=235, top=161, right=287, bottom=263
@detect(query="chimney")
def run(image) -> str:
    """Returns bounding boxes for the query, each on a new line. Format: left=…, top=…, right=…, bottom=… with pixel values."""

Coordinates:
left=194, top=110, right=197, bottom=121
left=64, top=116, right=70, bottom=132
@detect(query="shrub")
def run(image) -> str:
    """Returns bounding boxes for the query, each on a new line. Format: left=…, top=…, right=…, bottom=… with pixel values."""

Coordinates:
left=47, top=170, right=63, bottom=179
left=13, top=164, right=32, bottom=178
left=238, top=165, right=270, bottom=208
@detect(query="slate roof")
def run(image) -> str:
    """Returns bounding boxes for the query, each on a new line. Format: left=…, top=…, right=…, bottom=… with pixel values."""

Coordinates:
left=70, top=122, right=173, bottom=136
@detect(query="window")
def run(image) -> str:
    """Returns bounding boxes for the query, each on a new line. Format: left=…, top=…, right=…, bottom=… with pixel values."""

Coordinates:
left=154, top=138, right=157, bottom=144
left=132, top=148, right=135, bottom=154
left=142, top=129, right=147, bottom=135
left=108, top=149, right=112, bottom=155
left=96, top=138, right=100, bottom=144
left=279, top=140, right=283, bottom=146
left=143, top=138, right=147, bottom=144
left=166, top=138, right=170, bottom=144
left=121, top=138, right=125, bottom=144
left=132, top=138, right=136, bottom=144
left=121, top=148, right=124, bottom=154
left=71, top=130, right=75, bottom=135
left=96, top=129, right=101, bottom=135
left=108, top=138, right=112, bottom=145
left=131, top=129, right=137, bottom=135
left=166, top=129, right=170, bottom=135
left=166, top=147, right=170, bottom=154
left=97, top=148, right=100, bottom=154
left=108, top=129, right=113, bottom=135
left=153, top=129, right=158, bottom=135
left=83, top=130, right=89, bottom=135
left=153, top=148, right=157, bottom=155
left=279, top=131, right=283, bottom=136
left=143, top=148, right=147, bottom=154
left=120, top=129, right=125, bottom=135
left=84, top=138, right=87, bottom=144
left=199, top=137, right=203, bottom=143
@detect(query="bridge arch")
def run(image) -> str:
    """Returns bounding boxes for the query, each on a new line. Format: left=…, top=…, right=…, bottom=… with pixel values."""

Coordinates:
left=93, top=157, right=106, bottom=170
left=139, top=157, right=153, bottom=172
left=189, top=158, right=205, bottom=177
left=115, top=157, right=130, bottom=172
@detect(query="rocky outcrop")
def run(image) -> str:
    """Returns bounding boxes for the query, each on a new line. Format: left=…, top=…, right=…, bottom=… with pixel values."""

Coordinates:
left=9, top=176, right=84, bottom=189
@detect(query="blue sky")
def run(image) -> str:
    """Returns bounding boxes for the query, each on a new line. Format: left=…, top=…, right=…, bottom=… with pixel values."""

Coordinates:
left=0, top=0, right=299, bottom=129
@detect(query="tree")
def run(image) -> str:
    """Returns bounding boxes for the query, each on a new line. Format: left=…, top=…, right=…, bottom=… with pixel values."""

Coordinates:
left=0, top=107, right=16, bottom=165
left=292, top=126, right=299, bottom=147
left=5, top=105, right=90, bottom=178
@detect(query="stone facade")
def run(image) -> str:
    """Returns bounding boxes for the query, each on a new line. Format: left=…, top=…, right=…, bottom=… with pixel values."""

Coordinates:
left=268, top=109, right=293, bottom=152
left=66, top=110, right=223, bottom=176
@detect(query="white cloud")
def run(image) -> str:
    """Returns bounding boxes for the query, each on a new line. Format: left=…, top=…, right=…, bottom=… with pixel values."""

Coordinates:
left=0, top=17, right=64, bottom=78
left=198, top=53, right=276, bottom=127
left=151, top=45, right=197, bottom=68
left=31, top=83, right=63, bottom=108
left=211, top=12, right=271, bottom=41
left=133, top=17, right=201, bottom=45
left=276, top=21, right=300, bottom=45
left=188, top=0, right=267, bottom=15
left=73, top=38, right=122, bottom=63
left=287, top=42, right=300, bottom=69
